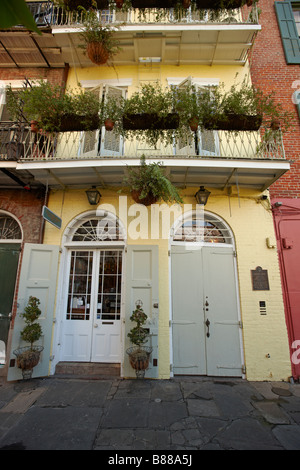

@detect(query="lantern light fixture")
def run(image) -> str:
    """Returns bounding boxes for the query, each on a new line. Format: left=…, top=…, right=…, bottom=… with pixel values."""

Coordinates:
left=85, top=186, right=101, bottom=205
left=195, top=186, right=211, bottom=206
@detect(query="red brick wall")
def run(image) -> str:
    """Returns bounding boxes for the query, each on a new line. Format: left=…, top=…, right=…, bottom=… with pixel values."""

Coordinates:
left=0, top=67, right=66, bottom=86
left=0, top=188, right=45, bottom=243
left=249, top=0, right=300, bottom=199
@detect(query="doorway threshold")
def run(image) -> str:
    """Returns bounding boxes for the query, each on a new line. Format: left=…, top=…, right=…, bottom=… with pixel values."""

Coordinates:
left=55, top=362, right=120, bottom=378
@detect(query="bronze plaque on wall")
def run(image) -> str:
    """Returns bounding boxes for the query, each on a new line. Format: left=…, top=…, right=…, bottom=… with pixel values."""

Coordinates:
left=251, top=266, right=270, bottom=291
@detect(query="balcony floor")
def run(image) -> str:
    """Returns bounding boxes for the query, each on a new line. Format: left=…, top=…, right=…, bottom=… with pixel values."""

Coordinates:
left=13, top=156, right=290, bottom=192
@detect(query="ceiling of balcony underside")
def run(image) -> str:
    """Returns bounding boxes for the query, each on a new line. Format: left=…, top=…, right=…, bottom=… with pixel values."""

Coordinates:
left=2, top=158, right=288, bottom=192
left=0, top=24, right=259, bottom=67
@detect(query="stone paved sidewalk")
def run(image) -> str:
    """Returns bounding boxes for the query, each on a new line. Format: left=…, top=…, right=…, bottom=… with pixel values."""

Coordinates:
left=0, top=376, right=300, bottom=451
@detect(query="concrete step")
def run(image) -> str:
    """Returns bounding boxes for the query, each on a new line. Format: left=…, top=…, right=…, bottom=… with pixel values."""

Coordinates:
left=55, top=362, right=120, bottom=378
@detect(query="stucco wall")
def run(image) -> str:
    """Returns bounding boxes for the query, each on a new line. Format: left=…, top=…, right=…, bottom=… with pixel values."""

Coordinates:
left=43, top=186, right=291, bottom=381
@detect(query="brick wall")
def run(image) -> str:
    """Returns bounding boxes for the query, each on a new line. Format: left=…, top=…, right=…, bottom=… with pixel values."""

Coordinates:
left=0, top=188, right=45, bottom=244
left=250, top=0, right=300, bottom=199
left=0, top=67, right=66, bottom=86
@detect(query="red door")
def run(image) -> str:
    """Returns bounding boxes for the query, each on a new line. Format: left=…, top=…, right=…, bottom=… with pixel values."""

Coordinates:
left=273, top=200, right=300, bottom=380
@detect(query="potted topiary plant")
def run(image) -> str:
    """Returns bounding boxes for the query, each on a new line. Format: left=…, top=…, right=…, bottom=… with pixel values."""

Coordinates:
left=13, top=296, right=44, bottom=380
left=122, top=155, right=183, bottom=206
left=79, top=8, right=121, bottom=65
left=126, top=303, right=152, bottom=379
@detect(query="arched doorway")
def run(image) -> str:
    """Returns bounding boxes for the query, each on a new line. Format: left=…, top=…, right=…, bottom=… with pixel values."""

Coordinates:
left=58, top=210, right=126, bottom=364
left=0, top=212, right=22, bottom=365
left=170, top=210, right=244, bottom=377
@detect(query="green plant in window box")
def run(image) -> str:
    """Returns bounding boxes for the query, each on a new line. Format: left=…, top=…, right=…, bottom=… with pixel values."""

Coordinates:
left=13, top=296, right=44, bottom=380
left=6, top=81, right=101, bottom=133
left=121, top=155, right=183, bottom=206
left=200, top=77, right=295, bottom=133
left=120, top=83, right=180, bottom=147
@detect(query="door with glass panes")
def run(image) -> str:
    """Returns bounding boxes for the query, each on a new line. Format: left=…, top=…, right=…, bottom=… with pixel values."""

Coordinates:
left=60, top=249, right=122, bottom=362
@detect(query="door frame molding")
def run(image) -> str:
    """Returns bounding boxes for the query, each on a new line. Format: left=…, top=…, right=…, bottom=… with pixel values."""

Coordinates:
left=169, top=209, right=245, bottom=378
left=50, top=210, right=126, bottom=375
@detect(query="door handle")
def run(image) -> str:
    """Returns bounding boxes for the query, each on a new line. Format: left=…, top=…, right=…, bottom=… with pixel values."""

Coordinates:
left=93, top=323, right=98, bottom=328
left=205, top=319, right=210, bottom=337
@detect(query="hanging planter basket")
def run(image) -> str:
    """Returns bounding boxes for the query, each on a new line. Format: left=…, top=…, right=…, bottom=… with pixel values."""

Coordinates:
left=126, top=346, right=153, bottom=379
left=123, top=113, right=179, bottom=131
left=203, top=113, right=262, bottom=131
left=86, top=42, right=110, bottom=65
left=131, top=190, right=159, bottom=206
left=13, top=346, right=44, bottom=380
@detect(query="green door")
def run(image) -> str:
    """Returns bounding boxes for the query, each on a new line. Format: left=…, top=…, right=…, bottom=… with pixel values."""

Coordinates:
left=0, top=244, right=20, bottom=347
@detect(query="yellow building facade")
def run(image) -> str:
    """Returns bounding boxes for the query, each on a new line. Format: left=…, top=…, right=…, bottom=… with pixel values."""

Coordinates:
left=4, top=3, right=292, bottom=382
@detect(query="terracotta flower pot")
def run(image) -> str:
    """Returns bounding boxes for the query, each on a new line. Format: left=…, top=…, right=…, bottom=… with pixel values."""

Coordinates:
left=104, top=118, right=115, bottom=131
left=30, top=120, right=39, bottom=133
left=270, top=119, right=281, bottom=130
left=189, top=117, right=199, bottom=132
left=86, top=42, right=110, bottom=65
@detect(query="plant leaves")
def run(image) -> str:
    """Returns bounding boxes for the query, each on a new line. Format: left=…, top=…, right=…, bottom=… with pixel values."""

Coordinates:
left=0, top=0, right=41, bottom=35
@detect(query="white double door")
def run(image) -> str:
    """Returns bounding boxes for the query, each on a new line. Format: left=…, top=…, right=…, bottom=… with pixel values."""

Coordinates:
left=171, top=245, right=243, bottom=376
left=60, top=249, right=123, bottom=363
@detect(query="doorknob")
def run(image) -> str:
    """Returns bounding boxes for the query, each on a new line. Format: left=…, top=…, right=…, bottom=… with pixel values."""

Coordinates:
left=205, top=319, right=210, bottom=338
left=93, top=323, right=98, bottom=328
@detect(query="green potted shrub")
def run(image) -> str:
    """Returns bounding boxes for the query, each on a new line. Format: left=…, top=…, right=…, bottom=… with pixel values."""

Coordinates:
left=6, top=81, right=100, bottom=133
left=200, top=78, right=294, bottom=132
left=121, top=83, right=179, bottom=147
left=13, top=296, right=44, bottom=380
left=122, top=155, right=183, bottom=205
left=79, top=8, right=121, bottom=65
left=126, top=303, right=152, bottom=379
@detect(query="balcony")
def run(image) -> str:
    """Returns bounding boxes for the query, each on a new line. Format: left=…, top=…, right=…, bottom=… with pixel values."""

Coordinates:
left=0, top=122, right=290, bottom=192
left=0, top=1, right=260, bottom=67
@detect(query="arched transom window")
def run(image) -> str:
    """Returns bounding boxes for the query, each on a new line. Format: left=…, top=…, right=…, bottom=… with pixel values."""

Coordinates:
left=173, top=211, right=233, bottom=245
left=0, top=214, right=22, bottom=241
left=72, top=217, right=124, bottom=242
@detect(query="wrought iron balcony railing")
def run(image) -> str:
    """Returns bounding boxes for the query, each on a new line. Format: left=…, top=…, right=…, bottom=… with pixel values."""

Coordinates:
left=23, top=1, right=259, bottom=28
left=0, top=122, right=285, bottom=162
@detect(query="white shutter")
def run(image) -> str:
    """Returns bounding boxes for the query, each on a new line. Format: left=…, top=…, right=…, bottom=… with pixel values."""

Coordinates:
left=81, top=85, right=103, bottom=158
left=124, top=245, right=159, bottom=378
left=0, top=82, right=6, bottom=120
left=195, top=83, right=219, bottom=157
left=100, top=84, right=125, bottom=157
left=7, top=244, right=59, bottom=381
left=174, top=78, right=195, bottom=155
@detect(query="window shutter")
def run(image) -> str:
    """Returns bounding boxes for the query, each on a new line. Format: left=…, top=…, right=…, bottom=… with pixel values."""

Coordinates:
left=275, top=1, right=300, bottom=64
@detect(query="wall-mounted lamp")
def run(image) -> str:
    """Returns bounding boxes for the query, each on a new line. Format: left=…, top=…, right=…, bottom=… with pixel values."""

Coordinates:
left=195, top=186, right=211, bottom=206
left=85, top=186, right=101, bottom=205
